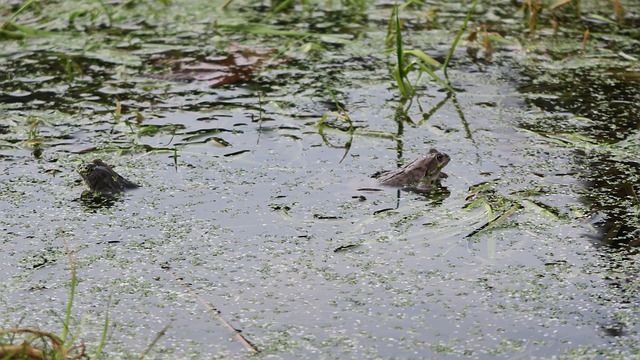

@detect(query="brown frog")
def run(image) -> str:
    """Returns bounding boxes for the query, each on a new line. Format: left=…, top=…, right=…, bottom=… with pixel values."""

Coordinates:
left=375, top=148, right=450, bottom=191
left=77, top=159, right=139, bottom=196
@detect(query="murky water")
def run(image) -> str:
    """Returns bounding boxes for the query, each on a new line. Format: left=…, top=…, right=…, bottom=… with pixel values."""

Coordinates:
left=1, top=0, right=639, bottom=358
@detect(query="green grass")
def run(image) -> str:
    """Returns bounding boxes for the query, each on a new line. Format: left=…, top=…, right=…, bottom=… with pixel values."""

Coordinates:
left=390, top=1, right=478, bottom=98
left=0, top=245, right=110, bottom=360
left=0, top=0, right=35, bottom=31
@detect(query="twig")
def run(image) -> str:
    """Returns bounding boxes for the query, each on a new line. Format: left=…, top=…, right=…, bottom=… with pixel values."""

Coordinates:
left=164, top=268, right=260, bottom=354
left=139, top=323, right=171, bottom=360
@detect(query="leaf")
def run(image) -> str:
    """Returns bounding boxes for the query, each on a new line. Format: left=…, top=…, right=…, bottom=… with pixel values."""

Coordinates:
left=395, top=8, right=414, bottom=98
left=147, top=44, right=287, bottom=87
left=466, top=202, right=522, bottom=238
left=403, top=49, right=442, bottom=68
left=413, top=61, right=455, bottom=92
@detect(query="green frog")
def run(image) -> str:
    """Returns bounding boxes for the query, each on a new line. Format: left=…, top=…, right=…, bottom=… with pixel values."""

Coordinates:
left=375, top=148, right=450, bottom=191
left=77, top=159, right=139, bottom=196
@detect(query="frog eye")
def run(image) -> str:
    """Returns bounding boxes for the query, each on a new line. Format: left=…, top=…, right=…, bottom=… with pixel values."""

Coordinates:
left=436, top=154, right=445, bottom=162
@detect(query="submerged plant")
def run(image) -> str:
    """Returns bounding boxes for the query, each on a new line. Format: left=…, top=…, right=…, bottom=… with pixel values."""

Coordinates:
left=315, top=83, right=355, bottom=162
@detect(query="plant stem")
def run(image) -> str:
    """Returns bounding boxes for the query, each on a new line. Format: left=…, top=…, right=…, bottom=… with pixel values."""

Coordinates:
left=1, top=0, right=35, bottom=30
left=443, top=0, right=478, bottom=81
left=62, top=242, right=77, bottom=344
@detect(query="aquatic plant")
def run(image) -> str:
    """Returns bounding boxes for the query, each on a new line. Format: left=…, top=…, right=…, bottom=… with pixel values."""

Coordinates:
left=521, top=0, right=627, bottom=32
left=0, top=245, right=112, bottom=360
left=442, top=0, right=478, bottom=81
left=390, top=0, right=478, bottom=98
left=0, top=244, right=172, bottom=359
left=0, top=0, right=34, bottom=31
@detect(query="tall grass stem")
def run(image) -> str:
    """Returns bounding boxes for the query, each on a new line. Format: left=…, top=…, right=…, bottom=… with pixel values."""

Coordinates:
left=62, top=243, right=77, bottom=344
left=443, top=0, right=478, bottom=80
left=0, top=0, right=35, bottom=30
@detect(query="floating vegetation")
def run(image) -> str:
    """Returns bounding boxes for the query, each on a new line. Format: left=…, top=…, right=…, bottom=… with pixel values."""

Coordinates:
left=1, top=0, right=640, bottom=358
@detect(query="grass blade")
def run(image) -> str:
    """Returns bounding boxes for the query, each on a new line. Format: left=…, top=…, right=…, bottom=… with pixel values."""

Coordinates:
left=443, top=0, right=478, bottom=80
left=139, top=323, right=171, bottom=360
left=403, top=49, right=441, bottom=67
left=0, top=0, right=35, bottom=30
left=414, top=62, right=455, bottom=92
left=394, top=8, right=413, bottom=98
left=94, top=293, right=112, bottom=359
left=62, top=242, right=77, bottom=344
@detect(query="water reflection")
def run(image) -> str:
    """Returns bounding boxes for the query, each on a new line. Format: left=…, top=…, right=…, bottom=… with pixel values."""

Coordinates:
left=79, top=192, right=119, bottom=210
left=580, top=156, right=640, bottom=246
left=518, top=69, right=640, bottom=246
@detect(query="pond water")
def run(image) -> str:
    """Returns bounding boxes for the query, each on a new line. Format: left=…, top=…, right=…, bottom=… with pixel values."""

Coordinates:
left=1, top=0, right=640, bottom=358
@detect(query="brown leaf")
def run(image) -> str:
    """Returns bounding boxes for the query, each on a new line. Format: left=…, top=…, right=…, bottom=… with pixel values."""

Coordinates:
left=146, top=44, right=286, bottom=87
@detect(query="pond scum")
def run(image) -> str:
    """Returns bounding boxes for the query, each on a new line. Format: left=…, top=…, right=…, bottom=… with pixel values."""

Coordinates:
left=0, top=0, right=637, bottom=358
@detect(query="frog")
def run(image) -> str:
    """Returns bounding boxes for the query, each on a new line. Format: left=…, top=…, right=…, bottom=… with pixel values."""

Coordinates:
left=375, top=148, right=450, bottom=191
left=77, top=159, right=139, bottom=196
